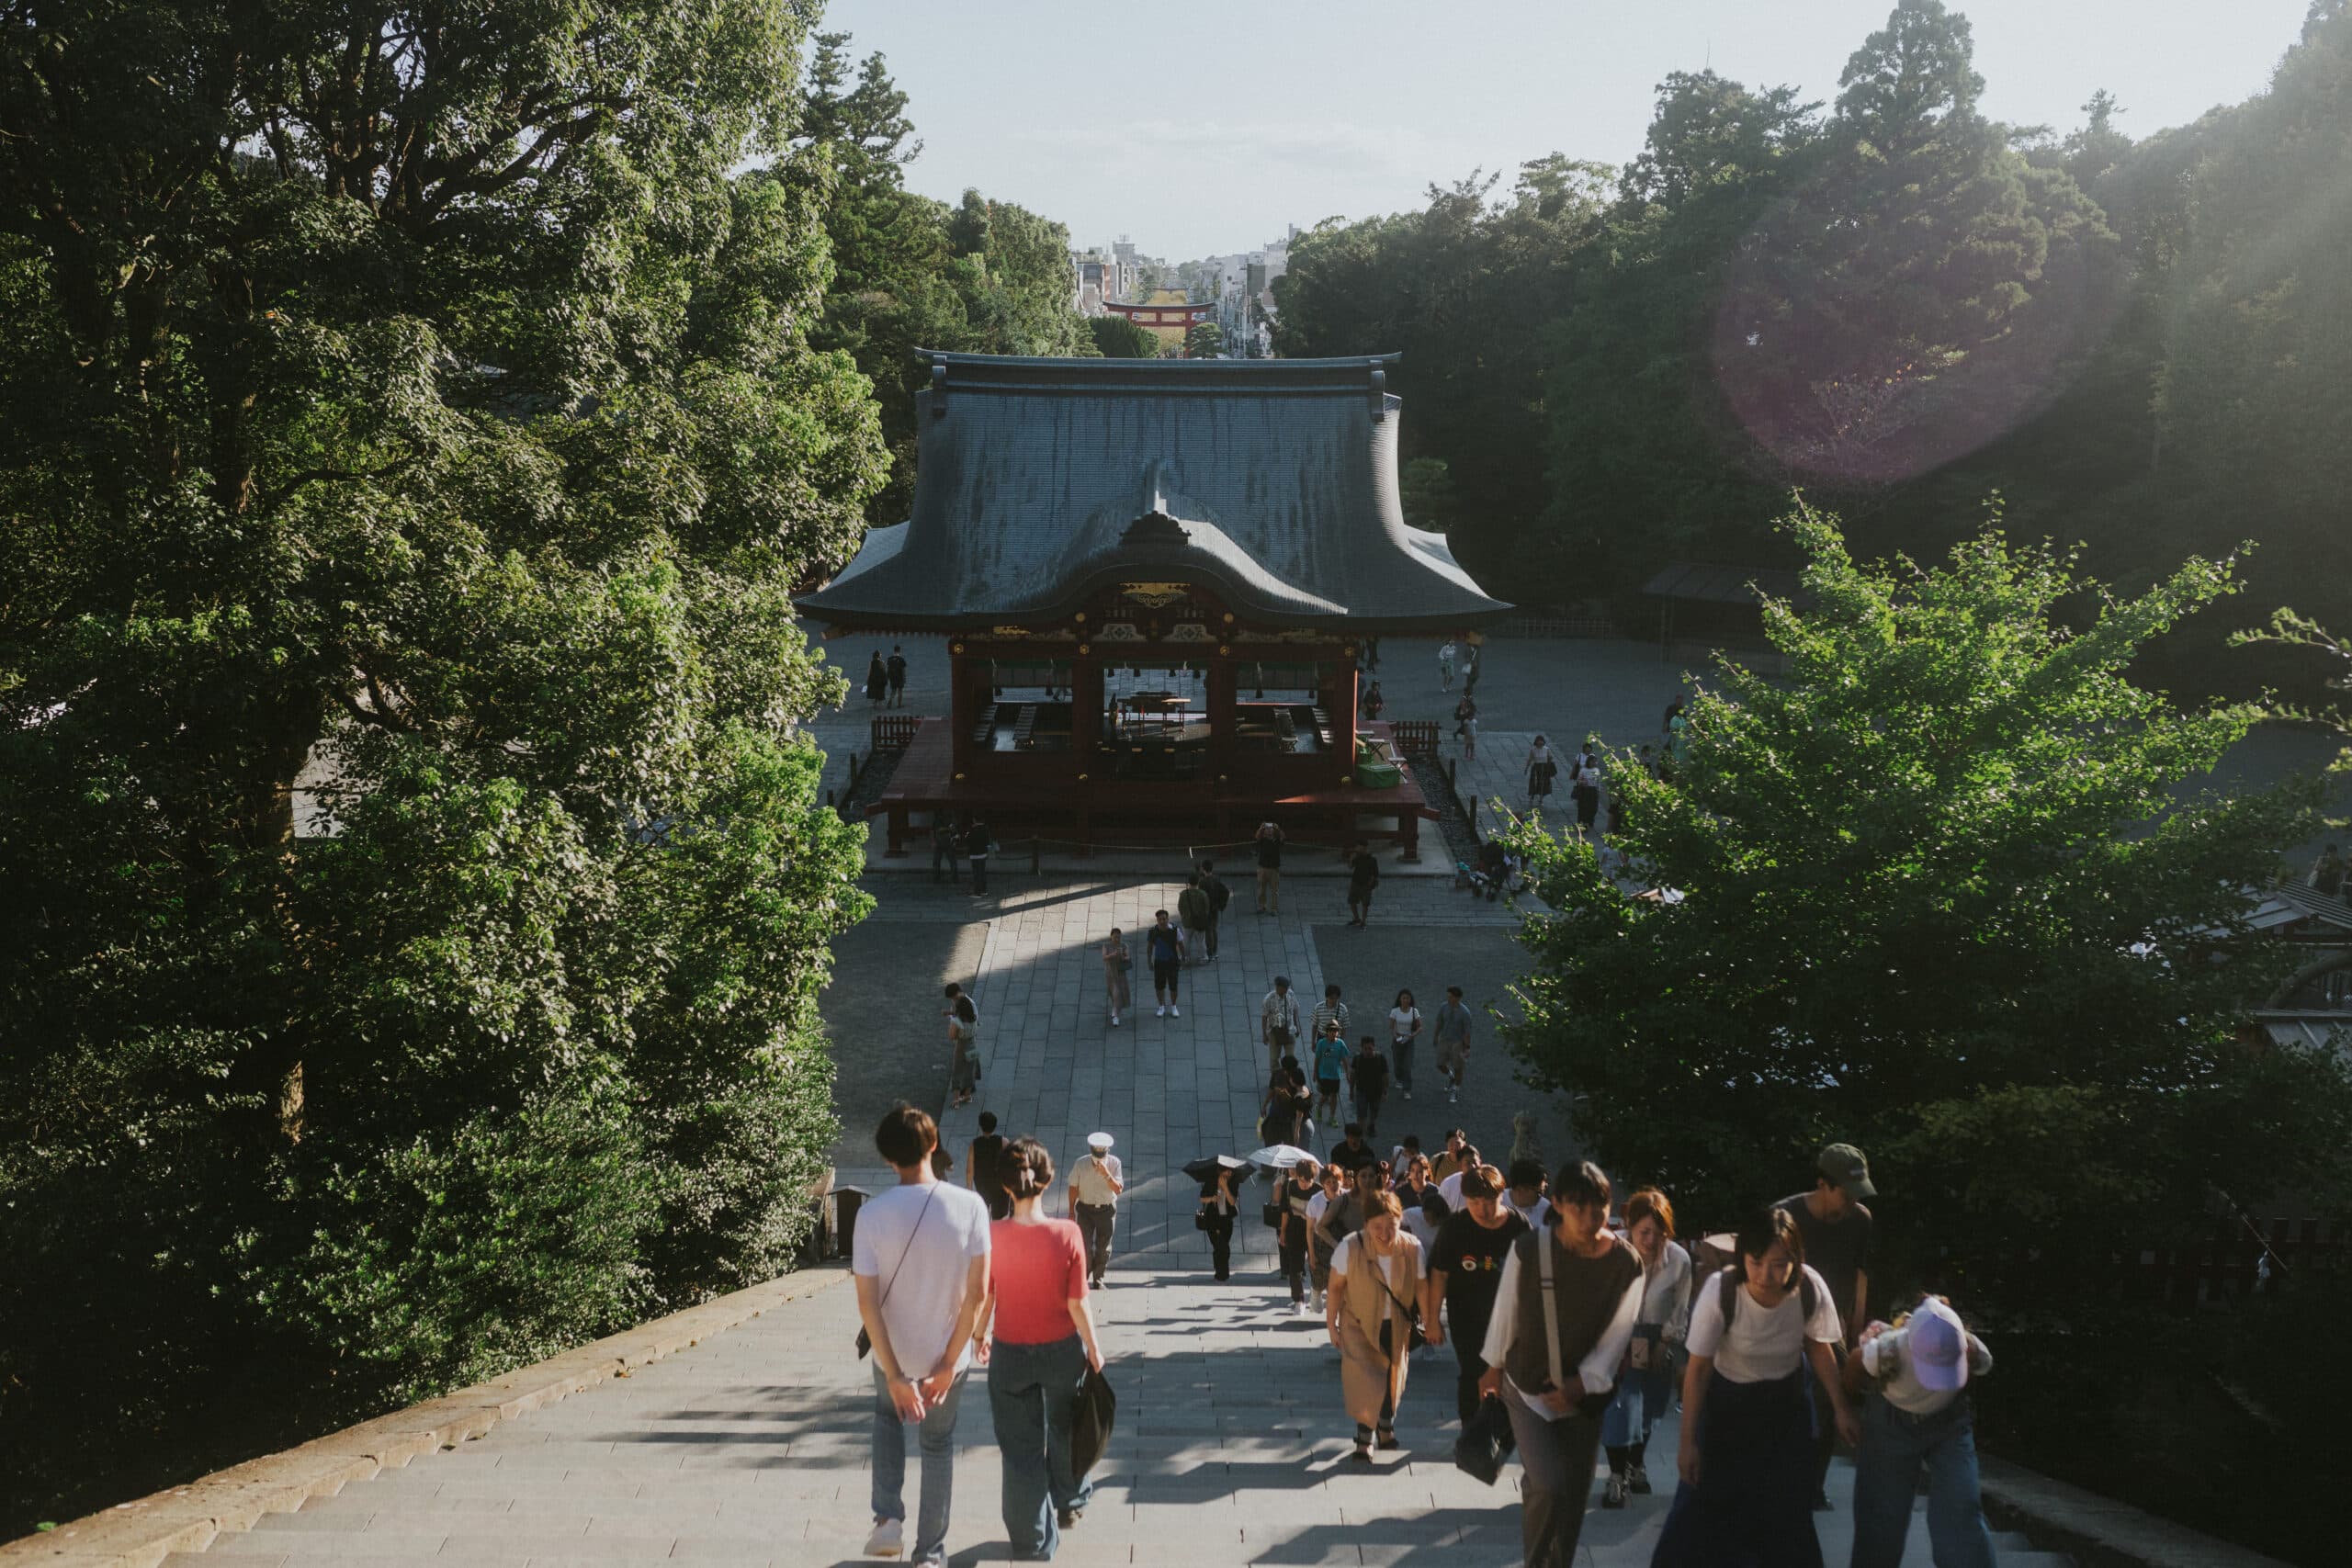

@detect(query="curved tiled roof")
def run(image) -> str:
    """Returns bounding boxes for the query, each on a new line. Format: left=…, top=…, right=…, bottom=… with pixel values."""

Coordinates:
left=797, top=352, right=1510, bottom=630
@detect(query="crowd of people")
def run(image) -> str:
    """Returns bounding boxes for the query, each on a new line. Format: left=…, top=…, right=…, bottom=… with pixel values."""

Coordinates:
left=863, top=1066, right=1998, bottom=1568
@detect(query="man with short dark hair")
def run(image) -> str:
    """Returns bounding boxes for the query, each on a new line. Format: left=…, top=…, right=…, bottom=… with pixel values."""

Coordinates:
left=1310, top=1017, right=1350, bottom=1122
left=1779, top=1142, right=1878, bottom=1510
left=1348, top=1033, right=1390, bottom=1138
left=886, top=644, right=909, bottom=708
left=1328, top=1122, right=1375, bottom=1174
left=1261, top=976, right=1301, bottom=1073
left=1177, top=874, right=1216, bottom=968
left=966, top=1111, right=1010, bottom=1221
left=1144, top=909, right=1185, bottom=1018
left=1503, top=1157, right=1551, bottom=1230
left=1197, top=859, right=1230, bottom=956
left=1433, top=986, right=1474, bottom=1104
left=854, top=1104, right=992, bottom=1565
left=1254, top=821, right=1284, bottom=913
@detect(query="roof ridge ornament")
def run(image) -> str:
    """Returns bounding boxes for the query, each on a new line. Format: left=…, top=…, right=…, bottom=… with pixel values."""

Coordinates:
left=1122, top=508, right=1191, bottom=547
left=1368, top=360, right=1386, bottom=422
left=930, top=355, right=948, bottom=418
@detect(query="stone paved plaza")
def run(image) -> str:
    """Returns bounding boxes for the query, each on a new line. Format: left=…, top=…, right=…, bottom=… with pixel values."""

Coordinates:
left=181, top=1268, right=2066, bottom=1567
left=165, top=863, right=2074, bottom=1567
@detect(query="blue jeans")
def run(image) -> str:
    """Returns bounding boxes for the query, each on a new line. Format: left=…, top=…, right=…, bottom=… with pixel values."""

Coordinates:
left=1849, top=1393, right=1996, bottom=1568
left=988, top=1336, right=1095, bottom=1559
left=871, top=1363, right=967, bottom=1565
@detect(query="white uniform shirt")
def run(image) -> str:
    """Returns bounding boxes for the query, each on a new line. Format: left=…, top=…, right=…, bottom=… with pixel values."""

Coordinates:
left=1685, top=1264, right=1843, bottom=1383
left=1069, top=1152, right=1124, bottom=1207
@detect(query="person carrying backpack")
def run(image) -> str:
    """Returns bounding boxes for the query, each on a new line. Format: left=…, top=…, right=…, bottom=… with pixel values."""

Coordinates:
left=1197, top=859, right=1231, bottom=952
left=1176, top=874, right=1216, bottom=968
left=1650, top=1206, right=1859, bottom=1568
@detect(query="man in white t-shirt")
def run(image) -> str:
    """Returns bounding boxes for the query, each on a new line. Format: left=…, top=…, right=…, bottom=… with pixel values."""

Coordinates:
left=853, top=1104, right=992, bottom=1565
left=1501, top=1156, right=1552, bottom=1231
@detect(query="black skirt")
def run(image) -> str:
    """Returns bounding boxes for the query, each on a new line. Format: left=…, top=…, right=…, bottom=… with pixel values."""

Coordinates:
left=1649, top=1370, right=1820, bottom=1568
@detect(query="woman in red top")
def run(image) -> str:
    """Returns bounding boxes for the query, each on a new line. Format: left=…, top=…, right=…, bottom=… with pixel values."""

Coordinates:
left=978, top=1137, right=1107, bottom=1559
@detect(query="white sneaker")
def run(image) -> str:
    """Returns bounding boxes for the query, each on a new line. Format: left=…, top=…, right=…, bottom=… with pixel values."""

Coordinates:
left=1110, top=1013, right=1119, bottom=1026
left=1404, top=1089, right=1413, bottom=1101
left=863, top=1517, right=903, bottom=1558
left=1170, top=1005, right=1181, bottom=1017
left=1156, top=1004, right=1166, bottom=1017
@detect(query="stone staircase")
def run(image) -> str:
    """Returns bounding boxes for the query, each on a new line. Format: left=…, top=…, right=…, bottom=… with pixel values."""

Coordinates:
left=172, top=1265, right=2073, bottom=1567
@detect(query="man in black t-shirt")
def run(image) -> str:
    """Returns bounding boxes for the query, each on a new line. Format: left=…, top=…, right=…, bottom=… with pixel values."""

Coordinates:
left=1347, top=1034, right=1390, bottom=1137
left=1422, top=1162, right=1531, bottom=1424
left=1778, top=1142, right=1878, bottom=1509
left=965, top=1111, right=1011, bottom=1221
left=1254, top=822, right=1283, bottom=913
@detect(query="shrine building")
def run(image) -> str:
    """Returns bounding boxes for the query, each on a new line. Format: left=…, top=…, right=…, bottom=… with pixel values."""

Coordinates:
left=797, top=351, right=1509, bottom=860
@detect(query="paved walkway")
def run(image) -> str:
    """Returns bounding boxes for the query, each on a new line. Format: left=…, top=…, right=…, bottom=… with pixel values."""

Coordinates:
left=187, top=1267, right=2066, bottom=1567
left=167, top=862, right=2071, bottom=1567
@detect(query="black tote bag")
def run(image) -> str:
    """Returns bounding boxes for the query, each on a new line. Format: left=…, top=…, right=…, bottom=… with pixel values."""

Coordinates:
left=1069, top=1364, right=1118, bottom=1480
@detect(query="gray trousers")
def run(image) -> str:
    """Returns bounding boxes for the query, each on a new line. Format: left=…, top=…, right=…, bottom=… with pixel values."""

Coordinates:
left=1073, top=1201, right=1116, bottom=1281
left=1504, top=1394, right=1604, bottom=1568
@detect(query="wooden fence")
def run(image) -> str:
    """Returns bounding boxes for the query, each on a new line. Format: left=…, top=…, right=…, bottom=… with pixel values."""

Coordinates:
left=871, top=714, right=922, bottom=750
left=1390, top=718, right=1441, bottom=756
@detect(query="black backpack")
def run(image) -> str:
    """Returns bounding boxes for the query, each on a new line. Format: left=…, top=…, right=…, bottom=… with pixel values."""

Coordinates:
left=1205, top=874, right=1231, bottom=914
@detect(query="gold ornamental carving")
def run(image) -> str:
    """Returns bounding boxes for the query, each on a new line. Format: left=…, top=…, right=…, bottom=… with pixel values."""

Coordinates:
left=1120, top=581, right=1190, bottom=609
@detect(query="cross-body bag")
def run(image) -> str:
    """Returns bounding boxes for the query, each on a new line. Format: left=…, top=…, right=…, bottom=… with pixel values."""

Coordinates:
left=1372, top=1249, right=1427, bottom=1352
left=1537, top=1233, right=1614, bottom=1420
left=854, top=1185, right=940, bottom=1359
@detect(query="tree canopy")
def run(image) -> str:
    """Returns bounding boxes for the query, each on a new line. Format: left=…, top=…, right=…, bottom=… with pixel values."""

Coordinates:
left=0, top=2, right=884, bottom=1530
left=1272, top=0, right=2352, bottom=697
left=1503, top=505, right=2352, bottom=1300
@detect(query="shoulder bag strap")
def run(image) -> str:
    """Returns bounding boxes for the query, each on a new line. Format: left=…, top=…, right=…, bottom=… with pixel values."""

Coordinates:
left=1540, top=1231, right=1566, bottom=1394
left=876, top=1185, right=942, bottom=1315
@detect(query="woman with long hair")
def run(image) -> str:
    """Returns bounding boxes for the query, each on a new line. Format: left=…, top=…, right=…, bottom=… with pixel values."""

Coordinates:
left=1387, top=987, right=1423, bottom=1102
left=1327, top=1189, right=1427, bottom=1460
left=1601, top=1188, right=1693, bottom=1507
left=1525, top=734, right=1556, bottom=812
left=1650, top=1205, right=1857, bottom=1567
left=978, top=1138, right=1106, bottom=1559
left=1198, top=1160, right=1240, bottom=1282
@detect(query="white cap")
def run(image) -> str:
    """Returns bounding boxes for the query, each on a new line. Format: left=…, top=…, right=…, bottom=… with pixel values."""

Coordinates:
left=1086, top=1132, right=1114, bottom=1151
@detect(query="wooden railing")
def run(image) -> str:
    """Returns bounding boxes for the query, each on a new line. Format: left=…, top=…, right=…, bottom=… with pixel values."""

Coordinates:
left=1390, top=718, right=1441, bottom=756
left=871, top=714, right=922, bottom=750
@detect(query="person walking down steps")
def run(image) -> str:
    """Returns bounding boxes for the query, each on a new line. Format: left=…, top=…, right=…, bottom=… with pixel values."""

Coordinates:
left=1099, top=926, right=1131, bottom=1028
left=1067, top=1132, right=1125, bottom=1289
left=1145, top=909, right=1185, bottom=1018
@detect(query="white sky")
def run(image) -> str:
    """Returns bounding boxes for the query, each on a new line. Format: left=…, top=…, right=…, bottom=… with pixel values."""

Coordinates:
left=815, top=0, right=2312, bottom=259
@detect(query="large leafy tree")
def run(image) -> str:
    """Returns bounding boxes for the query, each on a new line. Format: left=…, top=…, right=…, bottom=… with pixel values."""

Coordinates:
left=1273, top=158, right=1610, bottom=586
left=801, top=37, right=1094, bottom=525
left=1504, top=505, right=2352, bottom=1309
left=0, top=1, right=883, bottom=1529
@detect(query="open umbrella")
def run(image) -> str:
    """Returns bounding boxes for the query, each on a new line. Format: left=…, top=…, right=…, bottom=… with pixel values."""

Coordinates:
left=1245, top=1144, right=1314, bottom=1170
left=1182, top=1154, right=1250, bottom=1184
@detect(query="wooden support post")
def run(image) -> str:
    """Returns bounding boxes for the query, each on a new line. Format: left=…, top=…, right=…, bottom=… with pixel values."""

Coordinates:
left=885, top=804, right=909, bottom=858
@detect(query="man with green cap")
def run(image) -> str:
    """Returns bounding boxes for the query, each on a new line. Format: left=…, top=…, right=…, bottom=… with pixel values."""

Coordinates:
left=1777, top=1142, right=1876, bottom=1510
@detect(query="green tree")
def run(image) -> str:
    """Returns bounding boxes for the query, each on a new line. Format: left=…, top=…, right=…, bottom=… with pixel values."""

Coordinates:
left=1183, top=320, right=1225, bottom=358
left=1089, top=313, right=1163, bottom=358
left=1504, top=504, right=2352, bottom=1309
left=0, top=1, right=882, bottom=1529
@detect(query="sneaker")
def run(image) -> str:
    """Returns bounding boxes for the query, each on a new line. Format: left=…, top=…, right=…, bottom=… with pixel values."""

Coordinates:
left=1170, top=1006, right=1180, bottom=1017
left=863, top=1517, right=904, bottom=1558
left=1295, top=1299, right=1312, bottom=1317
left=1448, top=1086, right=1459, bottom=1104
left=1628, top=1463, right=1653, bottom=1495
left=1110, top=1013, right=1119, bottom=1026
left=1602, top=1475, right=1628, bottom=1509
left=1403, top=1089, right=1413, bottom=1101
left=1156, top=1004, right=1166, bottom=1017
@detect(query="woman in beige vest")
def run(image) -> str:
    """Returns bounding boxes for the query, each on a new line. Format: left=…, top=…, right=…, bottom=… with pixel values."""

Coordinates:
left=1326, top=1189, right=1426, bottom=1460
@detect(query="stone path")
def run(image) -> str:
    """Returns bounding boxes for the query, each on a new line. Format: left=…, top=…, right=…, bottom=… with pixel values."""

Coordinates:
left=184, top=1266, right=2068, bottom=1566
left=167, top=856, right=2073, bottom=1568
